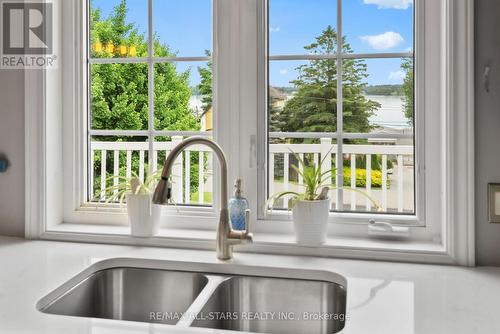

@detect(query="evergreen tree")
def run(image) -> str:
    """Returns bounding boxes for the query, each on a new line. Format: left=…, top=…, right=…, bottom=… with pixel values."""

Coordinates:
left=273, top=26, right=379, bottom=134
left=401, top=58, right=414, bottom=125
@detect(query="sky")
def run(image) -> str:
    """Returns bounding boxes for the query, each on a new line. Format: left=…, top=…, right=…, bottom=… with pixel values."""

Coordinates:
left=91, top=0, right=413, bottom=87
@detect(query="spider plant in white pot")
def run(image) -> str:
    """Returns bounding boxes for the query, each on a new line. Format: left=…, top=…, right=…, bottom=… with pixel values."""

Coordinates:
left=267, top=152, right=380, bottom=246
left=100, top=171, right=161, bottom=238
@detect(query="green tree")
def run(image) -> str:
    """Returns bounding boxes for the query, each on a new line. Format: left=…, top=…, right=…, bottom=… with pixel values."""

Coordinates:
left=197, top=50, right=213, bottom=113
left=401, top=58, right=414, bottom=125
left=90, top=0, right=199, bottom=132
left=273, top=26, right=379, bottom=134
left=90, top=0, right=202, bottom=199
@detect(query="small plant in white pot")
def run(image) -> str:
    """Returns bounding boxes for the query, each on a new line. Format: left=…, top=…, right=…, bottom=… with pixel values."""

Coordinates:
left=267, top=152, right=380, bottom=246
left=100, top=172, right=161, bottom=238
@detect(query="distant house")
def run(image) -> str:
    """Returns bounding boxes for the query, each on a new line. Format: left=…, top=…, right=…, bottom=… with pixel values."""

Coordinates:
left=368, top=126, right=414, bottom=165
left=201, top=107, right=213, bottom=132
left=199, top=88, right=285, bottom=132
left=269, top=87, right=287, bottom=109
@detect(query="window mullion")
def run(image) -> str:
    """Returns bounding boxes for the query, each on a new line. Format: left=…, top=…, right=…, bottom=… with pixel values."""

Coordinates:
left=335, top=0, right=344, bottom=211
left=147, top=0, right=155, bottom=176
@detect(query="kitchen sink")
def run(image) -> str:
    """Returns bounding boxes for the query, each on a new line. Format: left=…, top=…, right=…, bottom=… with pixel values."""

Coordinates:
left=39, top=267, right=208, bottom=324
left=192, top=276, right=346, bottom=334
left=37, top=258, right=347, bottom=333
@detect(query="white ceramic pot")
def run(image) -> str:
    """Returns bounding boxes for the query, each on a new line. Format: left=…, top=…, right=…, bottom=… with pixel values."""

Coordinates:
left=127, top=194, right=160, bottom=237
left=292, top=199, right=330, bottom=246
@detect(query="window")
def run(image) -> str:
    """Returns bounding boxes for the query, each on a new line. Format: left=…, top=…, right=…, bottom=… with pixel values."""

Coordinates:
left=88, top=0, right=214, bottom=207
left=26, top=0, right=474, bottom=265
left=266, top=0, right=415, bottom=216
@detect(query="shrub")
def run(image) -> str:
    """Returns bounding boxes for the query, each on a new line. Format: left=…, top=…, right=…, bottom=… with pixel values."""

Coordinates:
left=343, top=154, right=394, bottom=171
left=342, top=167, right=387, bottom=188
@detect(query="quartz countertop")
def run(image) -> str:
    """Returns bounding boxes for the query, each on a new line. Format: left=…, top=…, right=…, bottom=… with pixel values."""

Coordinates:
left=0, top=236, right=499, bottom=334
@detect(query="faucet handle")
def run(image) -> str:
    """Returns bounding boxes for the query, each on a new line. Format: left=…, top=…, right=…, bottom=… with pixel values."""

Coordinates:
left=242, top=209, right=253, bottom=242
left=244, top=209, right=251, bottom=234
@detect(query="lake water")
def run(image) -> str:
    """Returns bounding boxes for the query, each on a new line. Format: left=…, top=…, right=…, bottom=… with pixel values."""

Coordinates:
left=190, top=94, right=412, bottom=130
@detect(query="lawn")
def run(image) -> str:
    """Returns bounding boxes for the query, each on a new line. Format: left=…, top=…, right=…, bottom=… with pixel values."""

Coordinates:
left=190, top=192, right=213, bottom=204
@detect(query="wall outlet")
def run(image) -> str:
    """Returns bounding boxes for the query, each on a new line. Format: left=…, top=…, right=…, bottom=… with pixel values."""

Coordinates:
left=488, top=183, right=500, bottom=223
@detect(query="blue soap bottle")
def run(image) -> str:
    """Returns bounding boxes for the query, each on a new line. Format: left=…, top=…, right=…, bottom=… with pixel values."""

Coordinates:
left=229, top=179, right=249, bottom=231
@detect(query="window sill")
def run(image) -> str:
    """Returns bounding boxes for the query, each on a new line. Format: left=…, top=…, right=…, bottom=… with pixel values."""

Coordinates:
left=43, top=222, right=449, bottom=264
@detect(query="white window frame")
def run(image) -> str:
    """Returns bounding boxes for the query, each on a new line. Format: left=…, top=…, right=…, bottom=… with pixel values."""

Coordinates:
left=72, top=0, right=220, bottom=228
left=258, top=0, right=424, bottom=223
left=25, top=0, right=475, bottom=266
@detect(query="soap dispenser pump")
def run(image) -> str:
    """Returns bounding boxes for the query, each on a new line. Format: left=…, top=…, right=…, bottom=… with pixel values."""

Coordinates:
left=228, top=179, right=249, bottom=231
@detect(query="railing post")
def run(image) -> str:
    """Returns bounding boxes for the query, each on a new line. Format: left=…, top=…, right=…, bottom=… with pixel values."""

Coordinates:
left=366, top=154, right=372, bottom=211
left=198, top=152, right=205, bottom=205
left=320, top=138, right=333, bottom=206
left=350, top=154, right=356, bottom=210
left=397, top=154, right=404, bottom=212
left=184, top=151, right=191, bottom=204
left=172, top=136, right=184, bottom=204
left=90, top=148, right=94, bottom=200
left=269, top=153, right=275, bottom=205
left=382, top=154, right=388, bottom=211
left=283, top=153, right=290, bottom=208
left=100, top=150, right=107, bottom=200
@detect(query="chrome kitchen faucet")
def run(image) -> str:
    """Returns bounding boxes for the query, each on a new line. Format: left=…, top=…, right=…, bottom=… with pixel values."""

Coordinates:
left=153, top=136, right=253, bottom=260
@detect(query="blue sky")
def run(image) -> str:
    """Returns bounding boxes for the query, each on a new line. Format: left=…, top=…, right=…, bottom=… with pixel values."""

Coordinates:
left=91, top=0, right=413, bottom=87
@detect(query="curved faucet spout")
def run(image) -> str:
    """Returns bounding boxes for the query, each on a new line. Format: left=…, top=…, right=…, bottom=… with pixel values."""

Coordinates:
left=153, top=136, right=228, bottom=209
left=152, top=136, right=252, bottom=261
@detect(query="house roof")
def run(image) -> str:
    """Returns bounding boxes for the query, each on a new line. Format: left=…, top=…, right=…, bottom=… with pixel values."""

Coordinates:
left=269, top=86, right=286, bottom=100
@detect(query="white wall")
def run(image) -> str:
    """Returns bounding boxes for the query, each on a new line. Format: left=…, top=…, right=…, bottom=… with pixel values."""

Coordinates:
left=0, top=70, right=25, bottom=237
left=475, top=0, right=500, bottom=266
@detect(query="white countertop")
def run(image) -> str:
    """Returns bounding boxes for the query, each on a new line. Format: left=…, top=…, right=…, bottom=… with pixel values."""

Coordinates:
left=0, top=236, right=499, bottom=334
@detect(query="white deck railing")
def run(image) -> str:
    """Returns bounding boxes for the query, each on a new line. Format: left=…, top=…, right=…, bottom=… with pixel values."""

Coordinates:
left=91, top=136, right=413, bottom=212
left=91, top=136, right=213, bottom=205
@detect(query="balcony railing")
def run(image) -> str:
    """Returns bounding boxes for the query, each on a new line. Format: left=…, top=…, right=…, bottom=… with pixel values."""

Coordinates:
left=90, top=134, right=414, bottom=213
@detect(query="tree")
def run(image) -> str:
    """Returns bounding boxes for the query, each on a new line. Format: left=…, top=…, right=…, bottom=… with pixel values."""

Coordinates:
left=90, top=0, right=202, bottom=199
left=90, top=0, right=200, bottom=132
left=401, top=58, right=414, bottom=125
left=197, top=50, right=213, bottom=113
left=273, top=26, right=379, bottom=135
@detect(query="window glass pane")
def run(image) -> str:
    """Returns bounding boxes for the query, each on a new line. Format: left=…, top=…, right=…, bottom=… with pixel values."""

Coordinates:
left=90, top=0, right=148, bottom=58
left=342, top=57, right=415, bottom=214
left=154, top=61, right=211, bottom=131
left=343, top=0, right=414, bottom=54
left=268, top=137, right=338, bottom=211
left=153, top=0, right=212, bottom=57
left=153, top=60, right=213, bottom=207
left=89, top=136, right=149, bottom=202
left=269, top=0, right=337, bottom=55
left=341, top=139, right=415, bottom=214
left=154, top=136, right=214, bottom=207
left=269, top=60, right=337, bottom=134
left=90, top=63, right=149, bottom=130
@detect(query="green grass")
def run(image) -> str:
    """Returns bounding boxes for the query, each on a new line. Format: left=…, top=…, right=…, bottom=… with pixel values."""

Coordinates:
left=190, top=192, right=213, bottom=204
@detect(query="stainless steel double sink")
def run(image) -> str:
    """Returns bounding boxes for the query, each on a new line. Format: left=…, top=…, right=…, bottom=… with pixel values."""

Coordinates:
left=37, top=258, right=347, bottom=334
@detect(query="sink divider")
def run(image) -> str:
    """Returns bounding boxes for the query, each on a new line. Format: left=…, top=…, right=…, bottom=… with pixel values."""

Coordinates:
left=176, top=275, right=229, bottom=328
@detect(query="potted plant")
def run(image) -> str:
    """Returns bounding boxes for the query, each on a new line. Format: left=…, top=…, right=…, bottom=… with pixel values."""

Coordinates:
left=99, top=171, right=161, bottom=238
left=267, top=152, right=380, bottom=246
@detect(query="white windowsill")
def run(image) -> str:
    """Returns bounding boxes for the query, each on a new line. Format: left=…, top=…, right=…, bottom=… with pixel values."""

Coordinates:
left=43, top=222, right=447, bottom=263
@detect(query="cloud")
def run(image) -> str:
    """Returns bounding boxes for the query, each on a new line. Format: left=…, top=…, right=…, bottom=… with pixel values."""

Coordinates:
left=270, top=26, right=281, bottom=33
left=363, top=0, right=413, bottom=10
left=388, top=70, right=406, bottom=82
left=279, top=69, right=288, bottom=75
left=360, top=31, right=404, bottom=50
